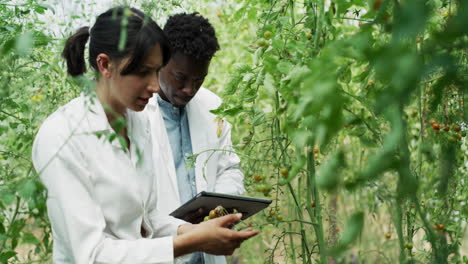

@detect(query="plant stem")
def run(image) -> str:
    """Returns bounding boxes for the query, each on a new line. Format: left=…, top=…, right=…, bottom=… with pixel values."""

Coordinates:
left=393, top=199, right=407, bottom=264
left=313, top=0, right=324, bottom=49
left=305, top=150, right=327, bottom=264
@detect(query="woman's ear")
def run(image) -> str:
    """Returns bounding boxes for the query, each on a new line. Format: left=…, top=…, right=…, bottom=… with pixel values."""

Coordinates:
left=96, top=53, right=112, bottom=78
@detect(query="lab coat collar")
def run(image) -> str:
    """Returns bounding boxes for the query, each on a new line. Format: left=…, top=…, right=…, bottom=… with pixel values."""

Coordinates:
left=81, top=93, right=113, bottom=133
left=81, top=93, right=149, bottom=153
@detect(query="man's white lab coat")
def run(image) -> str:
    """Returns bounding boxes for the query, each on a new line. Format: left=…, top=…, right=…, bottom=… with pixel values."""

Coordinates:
left=146, top=88, right=245, bottom=264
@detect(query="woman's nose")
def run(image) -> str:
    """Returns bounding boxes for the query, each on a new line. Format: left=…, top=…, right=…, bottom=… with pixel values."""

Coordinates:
left=148, top=74, right=159, bottom=93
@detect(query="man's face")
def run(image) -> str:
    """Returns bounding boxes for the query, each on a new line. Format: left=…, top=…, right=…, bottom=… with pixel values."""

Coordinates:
left=158, top=53, right=210, bottom=107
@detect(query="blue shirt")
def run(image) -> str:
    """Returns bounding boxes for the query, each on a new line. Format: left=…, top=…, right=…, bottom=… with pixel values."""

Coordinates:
left=157, top=96, right=197, bottom=204
left=157, top=96, right=204, bottom=264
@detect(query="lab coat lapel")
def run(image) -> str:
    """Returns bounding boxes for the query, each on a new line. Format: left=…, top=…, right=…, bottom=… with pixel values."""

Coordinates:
left=126, top=110, right=152, bottom=167
left=186, top=100, right=209, bottom=192
left=146, top=97, right=181, bottom=211
left=83, top=94, right=129, bottom=150
left=83, top=94, right=109, bottom=132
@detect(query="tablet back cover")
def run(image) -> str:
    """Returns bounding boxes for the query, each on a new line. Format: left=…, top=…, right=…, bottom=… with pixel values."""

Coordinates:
left=170, top=191, right=272, bottom=222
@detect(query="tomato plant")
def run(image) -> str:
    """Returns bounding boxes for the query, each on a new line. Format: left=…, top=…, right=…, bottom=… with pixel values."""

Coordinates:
left=206, top=0, right=467, bottom=263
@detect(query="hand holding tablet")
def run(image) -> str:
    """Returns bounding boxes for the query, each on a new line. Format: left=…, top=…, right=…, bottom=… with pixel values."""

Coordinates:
left=170, top=191, right=273, bottom=224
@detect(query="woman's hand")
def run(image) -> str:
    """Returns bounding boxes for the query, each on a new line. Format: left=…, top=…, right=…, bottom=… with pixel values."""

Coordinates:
left=174, top=213, right=259, bottom=257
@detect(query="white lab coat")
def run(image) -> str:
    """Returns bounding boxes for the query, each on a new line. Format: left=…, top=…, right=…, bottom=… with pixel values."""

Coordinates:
left=146, top=88, right=245, bottom=264
left=32, top=94, right=185, bottom=264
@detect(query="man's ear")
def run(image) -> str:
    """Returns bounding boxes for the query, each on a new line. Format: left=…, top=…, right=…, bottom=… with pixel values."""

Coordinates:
left=96, top=53, right=113, bottom=78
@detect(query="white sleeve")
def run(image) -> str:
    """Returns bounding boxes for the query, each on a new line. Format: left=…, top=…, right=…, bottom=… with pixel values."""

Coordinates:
left=213, top=120, right=246, bottom=195
left=147, top=203, right=187, bottom=238
left=32, top=115, right=175, bottom=264
left=146, top=209, right=193, bottom=264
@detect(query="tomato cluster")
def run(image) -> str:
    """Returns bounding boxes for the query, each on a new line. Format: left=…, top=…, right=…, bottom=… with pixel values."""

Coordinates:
left=266, top=208, right=283, bottom=222
left=429, top=120, right=465, bottom=140
left=203, top=205, right=238, bottom=222
left=251, top=173, right=273, bottom=196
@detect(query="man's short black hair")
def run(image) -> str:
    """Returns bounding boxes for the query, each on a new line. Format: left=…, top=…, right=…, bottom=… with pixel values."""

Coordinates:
left=163, top=12, right=220, bottom=61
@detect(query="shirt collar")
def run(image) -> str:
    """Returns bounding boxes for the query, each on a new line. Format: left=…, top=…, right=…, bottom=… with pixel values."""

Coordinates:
left=156, top=95, right=179, bottom=109
left=156, top=94, right=185, bottom=119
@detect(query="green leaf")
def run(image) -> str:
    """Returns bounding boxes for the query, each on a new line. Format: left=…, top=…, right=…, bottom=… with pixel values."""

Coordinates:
left=118, top=136, right=128, bottom=152
left=1, top=37, right=16, bottom=55
left=271, top=38, right=283, bottom=49
left=329, top=212, right=364, bottom=255
left=15, top=31, right=34, bottom=56
left=33, top=30, right=51, bottom=47
left=242, top=73, right=255, bottom=83
left=108, top=133, right=117, bottom=143
left=0, top=251, right=16, bottom=263
left=437, top=143, right=456, bottom=197
left=0, top=188, right=15, bottom=206
left=252, top=110, right=265, bottom=126
left=276, top=61, right=293, bottom=75
left=211, top=106, right=244, bottom=117
left=263, top=73, right=275, bottom=94
left=33, top=3, right=51, bottom=14
left=0, top=220, right=5, bottom=234
left=18, top=179, right=37, bottom=199
left=337, top=1, right=353, bottom=16
left=21, top=232, right=39, bottom=245
left=341, top=212, right=364, bottom=245
left=35, top=3, right=55, bottom=14
left=393, top=0, right=430, bottom=40
left=317, top=151, right=345, bottom=191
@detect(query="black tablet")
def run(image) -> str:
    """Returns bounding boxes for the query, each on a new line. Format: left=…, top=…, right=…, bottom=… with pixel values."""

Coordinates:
left=170, top=191, right=272, bottom=223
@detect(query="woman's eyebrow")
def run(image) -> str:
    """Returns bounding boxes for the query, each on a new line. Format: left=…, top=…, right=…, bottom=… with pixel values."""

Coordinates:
left=142, top=64, right=161, bottom=70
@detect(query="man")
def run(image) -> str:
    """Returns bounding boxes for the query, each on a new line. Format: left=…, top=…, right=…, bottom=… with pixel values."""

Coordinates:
left=146, top=13, right=245, bottom=264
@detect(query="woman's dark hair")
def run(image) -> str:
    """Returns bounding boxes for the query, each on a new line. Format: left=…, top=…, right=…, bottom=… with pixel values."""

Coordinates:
left=62, top=6, right=170, bottom=77
left=163, top=12, right=219, bottom=61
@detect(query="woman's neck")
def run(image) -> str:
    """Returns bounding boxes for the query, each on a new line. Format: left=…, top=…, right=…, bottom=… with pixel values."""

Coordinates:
left=95, top=79, right=130, bottom=150
left=95, top=79, right=125, bottom=125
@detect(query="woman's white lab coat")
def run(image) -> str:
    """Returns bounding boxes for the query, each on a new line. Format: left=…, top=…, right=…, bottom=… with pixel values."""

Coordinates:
left=32, top=94, right=185, bottom=264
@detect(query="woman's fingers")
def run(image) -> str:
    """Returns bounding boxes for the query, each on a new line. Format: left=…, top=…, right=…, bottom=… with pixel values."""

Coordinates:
left=213, top=213, right=242, bottom=227
left=233, top=229, right=259, bottom=240
left=212, top=214, right=259, bottom=241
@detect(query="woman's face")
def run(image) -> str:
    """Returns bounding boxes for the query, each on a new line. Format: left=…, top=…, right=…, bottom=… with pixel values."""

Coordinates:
left=105, top=44, right=163, bottom=113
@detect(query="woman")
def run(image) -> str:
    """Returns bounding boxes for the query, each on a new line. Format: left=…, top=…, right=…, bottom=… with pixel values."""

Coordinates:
left=32, top=7, right=257, bottom=263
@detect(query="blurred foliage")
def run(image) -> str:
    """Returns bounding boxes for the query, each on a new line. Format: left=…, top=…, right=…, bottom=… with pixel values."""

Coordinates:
left=207, top=0, right=467, bottom=263
left=0, top=0, right=467, bottom=263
